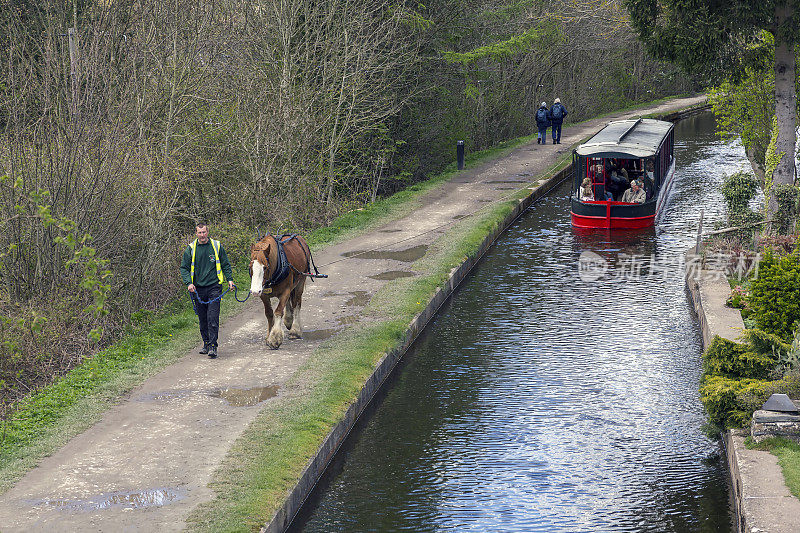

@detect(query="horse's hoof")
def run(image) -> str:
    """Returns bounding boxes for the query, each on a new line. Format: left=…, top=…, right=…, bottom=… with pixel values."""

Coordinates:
left=266, top=337, right=281, bottom=349
left=288, top=331, right=302, bottom=339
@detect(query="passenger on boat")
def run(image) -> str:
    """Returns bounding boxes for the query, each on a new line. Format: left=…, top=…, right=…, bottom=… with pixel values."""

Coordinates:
left=641, top=160, right=655, bottom=200
left=606, top=171, right=628, bottom=200
left=645, top=160, right=655, bottom=182
left=590, top=165, right=611, bottom=200
left=536, top=102, right=550, bottom=145
left=621, top=179, right=646, bottom=203
left=610, top=161, right=629, bottom=181
left=580, top=177, right=594, bottom=201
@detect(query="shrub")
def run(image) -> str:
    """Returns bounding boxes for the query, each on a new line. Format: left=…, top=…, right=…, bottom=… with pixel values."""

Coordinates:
left=703, top=336, right=776, bottom=380
left=737, top=371, right=800, bottom=415
left=700, top=375, right=769, bottom=428
left=749, top=250, right=800, bottom=340
left=721, top=171, right=760, bottom=212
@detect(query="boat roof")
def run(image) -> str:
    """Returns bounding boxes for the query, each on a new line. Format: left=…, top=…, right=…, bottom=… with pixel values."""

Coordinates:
left=575, top=118, right=673, bottom=158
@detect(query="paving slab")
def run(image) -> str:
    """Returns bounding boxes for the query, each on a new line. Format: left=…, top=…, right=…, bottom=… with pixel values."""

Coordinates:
left=0, top=96, right=706, bottom=532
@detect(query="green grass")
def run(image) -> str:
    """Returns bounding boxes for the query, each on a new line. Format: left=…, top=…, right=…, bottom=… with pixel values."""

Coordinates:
left=746, top=436, right=800, bottom=499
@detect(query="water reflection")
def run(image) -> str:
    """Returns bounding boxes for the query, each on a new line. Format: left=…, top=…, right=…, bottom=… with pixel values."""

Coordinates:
left=292, top=112, right=739, bottom=532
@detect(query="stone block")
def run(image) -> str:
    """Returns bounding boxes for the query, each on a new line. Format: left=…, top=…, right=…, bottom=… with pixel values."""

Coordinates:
left=751, top=409, right=800, bottom=443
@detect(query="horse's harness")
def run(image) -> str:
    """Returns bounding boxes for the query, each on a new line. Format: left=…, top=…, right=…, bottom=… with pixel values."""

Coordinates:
left=261, top=234, right=326, bottom=291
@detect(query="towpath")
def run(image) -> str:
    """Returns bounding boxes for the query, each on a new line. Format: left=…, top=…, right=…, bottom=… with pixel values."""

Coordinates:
left=0, top=96, right=706, bottom=531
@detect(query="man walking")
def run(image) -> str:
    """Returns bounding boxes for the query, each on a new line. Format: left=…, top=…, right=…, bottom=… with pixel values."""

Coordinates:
left=536, top=102, right=550, bottom=144
left=180, top=223, right=235, bottom=358
left=549, top=98, right=568, bottom=144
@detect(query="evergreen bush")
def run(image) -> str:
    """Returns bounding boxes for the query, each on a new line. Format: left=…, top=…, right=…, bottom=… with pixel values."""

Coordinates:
left=701, top=372, right=800, bottom=428
left=749, top=250, right=800, bottom=340
left=702, top=336, right=776, bottom=379
left=700, top=375, right=769, bottom=427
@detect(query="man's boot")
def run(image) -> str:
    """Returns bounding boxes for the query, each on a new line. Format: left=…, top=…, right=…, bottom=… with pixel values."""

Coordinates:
left=208, top=346, right=217, bottom=359
left=199, top=344, right=209, bottom=355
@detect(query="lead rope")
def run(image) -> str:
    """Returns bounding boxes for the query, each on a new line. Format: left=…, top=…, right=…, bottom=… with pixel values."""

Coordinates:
left=189, top=285, right=251, bottom=315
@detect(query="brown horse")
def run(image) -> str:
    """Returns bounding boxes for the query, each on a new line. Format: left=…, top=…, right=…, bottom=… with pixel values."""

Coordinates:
left=248, top=234, right=311, bottom=349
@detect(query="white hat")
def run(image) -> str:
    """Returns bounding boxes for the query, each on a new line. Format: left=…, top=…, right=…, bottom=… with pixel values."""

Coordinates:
left=540, top=101, right=547, bottom=107
left=554, top=98, right=561, bottom=104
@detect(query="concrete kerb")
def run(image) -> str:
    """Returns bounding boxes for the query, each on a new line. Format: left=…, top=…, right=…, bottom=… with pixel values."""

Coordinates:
left=684, top=251, right=800, bottom=533
left=262, top=162, right=572, bottom=533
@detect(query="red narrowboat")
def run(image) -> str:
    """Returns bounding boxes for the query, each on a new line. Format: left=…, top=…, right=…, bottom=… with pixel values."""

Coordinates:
left=570, top=118, right=676, bottom=229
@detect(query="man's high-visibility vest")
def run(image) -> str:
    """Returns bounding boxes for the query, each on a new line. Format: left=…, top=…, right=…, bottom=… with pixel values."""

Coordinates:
left=189, top=238, right=224, bottom=285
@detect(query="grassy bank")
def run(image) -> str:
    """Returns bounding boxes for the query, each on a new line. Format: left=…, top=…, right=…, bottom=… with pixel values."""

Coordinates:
left=0, top=95, right=698, bottom=503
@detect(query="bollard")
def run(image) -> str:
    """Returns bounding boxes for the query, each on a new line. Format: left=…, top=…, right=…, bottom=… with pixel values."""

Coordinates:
left=456, top=140, right=465, bottom=170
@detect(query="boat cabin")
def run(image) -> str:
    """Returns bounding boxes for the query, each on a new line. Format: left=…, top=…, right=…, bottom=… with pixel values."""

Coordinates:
left=570, top=118, right=675, bottom=229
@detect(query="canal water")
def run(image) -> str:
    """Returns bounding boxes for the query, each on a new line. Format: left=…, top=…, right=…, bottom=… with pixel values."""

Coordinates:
left=291, top=112, right=745, bottom=532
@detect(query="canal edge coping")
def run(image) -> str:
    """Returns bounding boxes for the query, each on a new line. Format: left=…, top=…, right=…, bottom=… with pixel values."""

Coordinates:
left=262, top=103, right=709, bottom=533
left=261, top=163, right=572, bottom=532
left=684, top=248, right=800, bottom=533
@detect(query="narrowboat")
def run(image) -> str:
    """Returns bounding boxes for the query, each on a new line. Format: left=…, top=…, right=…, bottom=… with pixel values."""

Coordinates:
left=570, top=118, right=675, bottom=229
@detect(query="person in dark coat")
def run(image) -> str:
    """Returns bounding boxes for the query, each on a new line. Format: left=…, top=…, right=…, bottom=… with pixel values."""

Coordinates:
left=549, top=98, right=568, bottom=144
left=605, top=170, right=629, bottom=200
left=535, top=102, right=550, bottom=144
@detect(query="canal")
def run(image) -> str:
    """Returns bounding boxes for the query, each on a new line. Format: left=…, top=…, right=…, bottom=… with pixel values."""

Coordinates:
left=291, top=112, right=744, bottom=532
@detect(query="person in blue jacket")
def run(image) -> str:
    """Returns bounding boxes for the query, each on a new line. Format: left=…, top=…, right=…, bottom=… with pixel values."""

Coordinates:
left=536, top=102, right=550, bottom=145
left=549, top=98, right=568, bottom=144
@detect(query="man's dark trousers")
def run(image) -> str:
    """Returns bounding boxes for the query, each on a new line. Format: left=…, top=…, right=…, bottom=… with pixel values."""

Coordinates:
left=552, top=123, right=562, bottom=143
left=194, top=284, right=222, bottom=348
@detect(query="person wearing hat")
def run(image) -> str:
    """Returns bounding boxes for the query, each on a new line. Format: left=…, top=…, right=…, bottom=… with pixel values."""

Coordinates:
left=535, top=101, right=550, bottom=144
left=621, top=179, right=646, bottom=203
left=548, top=98, right=568, bottom=144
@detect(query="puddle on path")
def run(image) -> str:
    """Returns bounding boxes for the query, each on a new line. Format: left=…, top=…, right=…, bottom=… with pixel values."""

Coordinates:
left=303, top=328, right=339, bottom=341
left=345, top=291, right=371, bottom=307
left=369, top=270, right=416, bottom=281
left=32, top=488, right=185, bottom=512
left=452, top=214, right=469, bottom=220
left=495, top=186, right=516, bottom=190
left=378, top=229, right=403, bottom=233
left=209, top=385, right=279, bottom=407
left=341, top=244, right=427, bottom=262
left=477, top=199, right=492, bottom=203
left=486, top=179, right=525, bottom=184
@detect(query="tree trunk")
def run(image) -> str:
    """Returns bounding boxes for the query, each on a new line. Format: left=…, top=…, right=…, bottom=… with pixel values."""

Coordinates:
left=770, top=4, right=798, bottom=216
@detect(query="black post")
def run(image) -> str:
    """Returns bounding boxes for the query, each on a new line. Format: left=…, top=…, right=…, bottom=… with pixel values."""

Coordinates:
left=456, top=140, right=465, bottom=170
